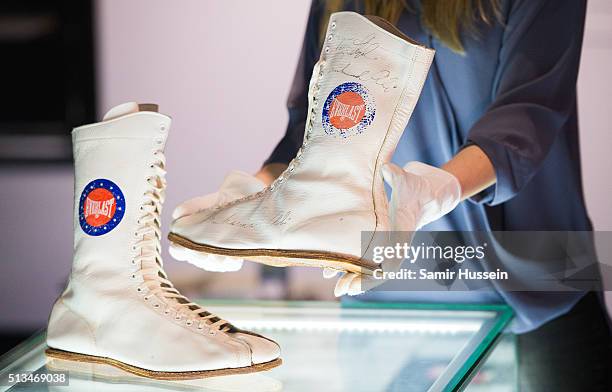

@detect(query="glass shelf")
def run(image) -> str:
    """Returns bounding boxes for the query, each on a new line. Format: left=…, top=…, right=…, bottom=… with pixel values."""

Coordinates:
left=0, top=300, right=513, bottom=392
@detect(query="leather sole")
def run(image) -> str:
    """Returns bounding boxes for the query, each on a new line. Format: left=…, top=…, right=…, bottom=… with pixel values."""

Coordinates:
left=46, top=348, right=282, bottom=380
left=168, top=232, right=376, bottom=275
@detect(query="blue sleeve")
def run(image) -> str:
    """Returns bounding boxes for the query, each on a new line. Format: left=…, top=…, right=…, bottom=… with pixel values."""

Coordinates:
left=465, top=0, right=586, bottom=206
left=264, top=1, right=323, bottom=165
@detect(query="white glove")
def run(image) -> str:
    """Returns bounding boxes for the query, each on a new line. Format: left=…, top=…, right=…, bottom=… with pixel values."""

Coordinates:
left=169, top=170, right=265, bottom=272
left=327, top=161, right=462, bottom=296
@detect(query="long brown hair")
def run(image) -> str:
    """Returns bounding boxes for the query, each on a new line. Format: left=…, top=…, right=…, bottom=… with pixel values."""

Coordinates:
left=321, top=0, right=501, bottom=53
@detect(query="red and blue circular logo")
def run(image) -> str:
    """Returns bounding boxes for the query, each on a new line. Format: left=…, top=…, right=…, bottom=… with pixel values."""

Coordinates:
left=322, top=82, right=375, bottom=138
left=79, top=179, right=125, bottom=236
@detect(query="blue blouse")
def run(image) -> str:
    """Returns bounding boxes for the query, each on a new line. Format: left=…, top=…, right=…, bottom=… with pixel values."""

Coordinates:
left=265, top=0, right=591, bottom=333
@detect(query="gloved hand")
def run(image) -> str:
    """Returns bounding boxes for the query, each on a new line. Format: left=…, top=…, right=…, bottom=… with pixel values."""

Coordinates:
left=169, top=170, right=265, bottom=271
left=326, top=161, right=462, bottom=296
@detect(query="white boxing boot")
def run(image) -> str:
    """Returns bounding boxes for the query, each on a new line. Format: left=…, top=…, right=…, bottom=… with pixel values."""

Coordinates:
left=169, top=12, right=434, bottom=277
left=46, top=103, right=281, bottom=380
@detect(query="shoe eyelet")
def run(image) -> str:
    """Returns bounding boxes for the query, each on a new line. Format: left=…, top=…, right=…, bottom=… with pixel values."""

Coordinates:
left=331, top=21, right=336, bottom=29
left=209, top=331, right=216, bottom=336
left=131, top=274, right=137, bottom=279
left=143, top=296, right=150, bottom=301
left=324, top=47, right=330, bottom=53
left=154, top=304, right=160, bottom=308
left=164, top=310, right=170, bottom=315
left=175, top=316, right=181, bottom=321
left=136, top=287, right=142, bottom=292
left=186, top=321, right=193, bottom=326
left=327, top=35, right=333, bottom=41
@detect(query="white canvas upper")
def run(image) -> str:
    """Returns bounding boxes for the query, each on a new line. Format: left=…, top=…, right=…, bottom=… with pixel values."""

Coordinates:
left=170, top=12, right=435, bottom=272
left=47, top=103, right=280, bottom=373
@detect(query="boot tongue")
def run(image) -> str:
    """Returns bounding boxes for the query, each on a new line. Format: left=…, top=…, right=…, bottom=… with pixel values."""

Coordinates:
left=103, top=102, right=139, bottom=121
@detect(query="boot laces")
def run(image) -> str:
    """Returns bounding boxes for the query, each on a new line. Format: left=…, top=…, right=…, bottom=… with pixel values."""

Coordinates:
left=270, top=60, right=326, bottom=191
left=133, top=150, right=232, bottom=333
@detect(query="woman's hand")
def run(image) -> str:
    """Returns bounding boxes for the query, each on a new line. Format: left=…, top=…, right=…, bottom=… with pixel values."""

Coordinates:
left=326, top=160, right=463, bottom=296
left=328, top=145, right=495, bottom=296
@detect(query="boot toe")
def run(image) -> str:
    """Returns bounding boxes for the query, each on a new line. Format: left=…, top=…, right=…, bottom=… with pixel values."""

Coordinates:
left=234, top=333, right=281, bottom=364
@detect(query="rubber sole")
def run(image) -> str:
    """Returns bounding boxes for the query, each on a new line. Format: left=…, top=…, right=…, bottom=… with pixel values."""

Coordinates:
left=167, top=232, right=375, bottom=275
left=45, top=348, right=282, bottom=380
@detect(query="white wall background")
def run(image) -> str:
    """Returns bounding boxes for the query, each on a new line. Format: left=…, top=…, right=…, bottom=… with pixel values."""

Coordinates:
left=578, top=0, right=612, bottom=312
left=96, top=0, right=311, bottom=194
left=0, top=0, right=610, bottom=331
left=577, top=0, right=612, bottom=232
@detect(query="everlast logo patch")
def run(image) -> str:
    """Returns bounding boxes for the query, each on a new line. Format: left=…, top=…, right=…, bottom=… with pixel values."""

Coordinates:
left=78, top=179, right=126, bottom=236
left=322, top=82, right=375, bottom=138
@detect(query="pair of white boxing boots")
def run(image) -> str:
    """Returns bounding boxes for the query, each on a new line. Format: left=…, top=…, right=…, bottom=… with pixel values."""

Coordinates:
left=47, top=12, right=460, bottom=379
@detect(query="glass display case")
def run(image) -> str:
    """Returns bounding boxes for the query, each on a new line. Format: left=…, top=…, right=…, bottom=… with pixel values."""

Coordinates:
left=0, top=300, right=514, bottom=392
